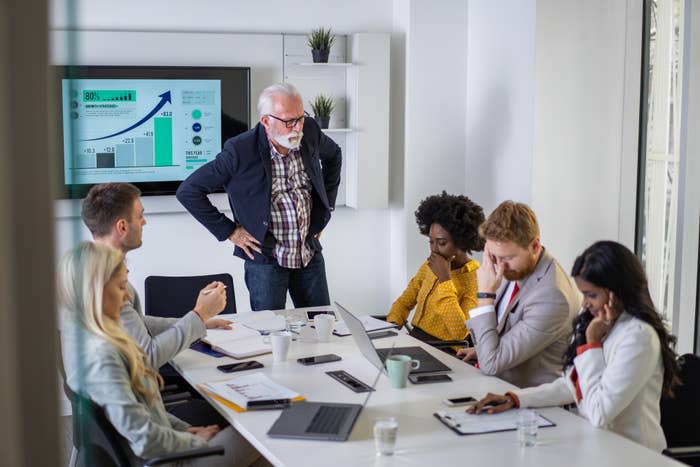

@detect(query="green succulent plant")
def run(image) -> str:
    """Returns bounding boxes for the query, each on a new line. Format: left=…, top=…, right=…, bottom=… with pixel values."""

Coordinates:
left=310, top=94, right=335, bottom=118
left=307, top=27, right=336, bottom=51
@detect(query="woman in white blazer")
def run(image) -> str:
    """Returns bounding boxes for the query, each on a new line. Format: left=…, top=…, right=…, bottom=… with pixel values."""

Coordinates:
left=59, top=242, right=260, bottom=466
left=470, top=241, right=680, bottom=452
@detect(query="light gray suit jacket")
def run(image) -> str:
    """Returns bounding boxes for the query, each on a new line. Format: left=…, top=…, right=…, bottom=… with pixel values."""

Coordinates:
left=60, top=314, right=207, bottom=462
left=467, top=248, right=580, bottom=388
left=121, top=282, right=206, bottom=369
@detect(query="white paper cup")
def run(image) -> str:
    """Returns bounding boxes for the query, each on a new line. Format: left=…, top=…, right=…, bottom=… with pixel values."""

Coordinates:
left=313, top=314, right=334, bottom=342
left=263, top=331, right=291, bottom=362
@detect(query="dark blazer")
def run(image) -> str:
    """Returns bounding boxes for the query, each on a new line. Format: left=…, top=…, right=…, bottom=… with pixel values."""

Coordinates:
left=176, top=118, right=342, bottom=263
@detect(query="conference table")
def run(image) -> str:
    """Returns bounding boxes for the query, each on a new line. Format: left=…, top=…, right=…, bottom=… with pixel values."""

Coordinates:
left=170, top=306, right=683, bottom=467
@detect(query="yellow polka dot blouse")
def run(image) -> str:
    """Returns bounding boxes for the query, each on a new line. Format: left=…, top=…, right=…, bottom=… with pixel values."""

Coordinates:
left=387, top=259, right=480, bottom=341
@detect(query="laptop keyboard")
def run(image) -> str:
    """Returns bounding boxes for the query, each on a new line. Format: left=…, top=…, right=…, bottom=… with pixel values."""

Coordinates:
left=306, top=405, right=353, bottom=434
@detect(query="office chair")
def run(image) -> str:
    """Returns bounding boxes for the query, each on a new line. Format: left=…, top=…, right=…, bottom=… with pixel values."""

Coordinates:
left=370, top=314, right=471, bottom=356
left=144, top=273, right=236, bottom=318
left=144, top=273, right=236, bottom=400
left=661, top=353, right=700, bottom=466
left=64, top=383, right=224, bottom=467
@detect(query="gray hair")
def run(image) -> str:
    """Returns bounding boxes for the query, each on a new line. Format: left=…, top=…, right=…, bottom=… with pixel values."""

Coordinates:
left=257, top=82, right=302, bottom=116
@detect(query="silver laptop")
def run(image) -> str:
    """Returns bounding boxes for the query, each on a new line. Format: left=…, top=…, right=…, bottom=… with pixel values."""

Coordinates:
left=267, top=347, right=386, bottom=441
left=335, top=302, right=452, bottom=375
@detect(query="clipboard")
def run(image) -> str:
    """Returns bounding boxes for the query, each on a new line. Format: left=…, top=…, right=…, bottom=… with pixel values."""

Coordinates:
left=433, top=410, right=556, bottom=436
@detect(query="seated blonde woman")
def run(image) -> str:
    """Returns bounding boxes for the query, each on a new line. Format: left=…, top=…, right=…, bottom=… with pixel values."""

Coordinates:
left=58, top=242, right=261, bottom=466
left=387, top=192, right=485, bottom=351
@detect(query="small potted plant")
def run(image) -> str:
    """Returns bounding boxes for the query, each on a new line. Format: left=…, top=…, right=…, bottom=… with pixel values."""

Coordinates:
left=310, top=94, right=335, bottom=129
left=307, top=27, right=335, bottom=63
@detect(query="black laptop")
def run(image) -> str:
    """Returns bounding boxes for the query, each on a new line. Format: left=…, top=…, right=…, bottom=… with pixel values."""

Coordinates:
left=335, top=302, right=451, bottom=375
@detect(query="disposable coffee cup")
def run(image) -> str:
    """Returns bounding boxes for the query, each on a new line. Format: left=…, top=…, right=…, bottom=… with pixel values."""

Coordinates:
left=313, top=314, right=334, bottom=342
left=263, top=331, right=291, bottom=362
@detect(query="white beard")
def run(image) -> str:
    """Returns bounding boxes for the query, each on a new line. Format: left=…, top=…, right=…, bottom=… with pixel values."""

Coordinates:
left=273, top=130, right=303, bottom=150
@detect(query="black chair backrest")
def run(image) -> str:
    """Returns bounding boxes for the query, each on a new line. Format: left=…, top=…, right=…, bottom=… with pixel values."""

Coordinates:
left=661, top=353, right=700, bottom=447
left=144, top=273, right=236, bottom=318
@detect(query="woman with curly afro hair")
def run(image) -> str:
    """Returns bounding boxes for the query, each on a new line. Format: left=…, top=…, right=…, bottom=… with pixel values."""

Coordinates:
left=387, top=192, right=485, bottom=351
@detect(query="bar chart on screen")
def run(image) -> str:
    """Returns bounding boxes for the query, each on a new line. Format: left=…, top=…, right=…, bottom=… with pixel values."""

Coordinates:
left=61, top=79, right=222, bottom=185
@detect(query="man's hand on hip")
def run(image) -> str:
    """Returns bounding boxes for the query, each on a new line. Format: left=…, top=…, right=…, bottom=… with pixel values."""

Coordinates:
left=229, top=225, right=262, bottom=260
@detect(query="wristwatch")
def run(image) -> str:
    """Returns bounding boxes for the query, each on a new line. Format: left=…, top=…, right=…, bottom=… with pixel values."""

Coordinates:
left=476, top=292, right=497, bottom=299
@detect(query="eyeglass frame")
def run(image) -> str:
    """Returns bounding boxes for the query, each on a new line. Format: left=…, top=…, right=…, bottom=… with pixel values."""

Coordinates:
left=266, top=111, right=310, bottom=129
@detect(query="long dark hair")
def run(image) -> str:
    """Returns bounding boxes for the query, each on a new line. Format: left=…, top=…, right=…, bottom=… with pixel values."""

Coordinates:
left=563, top=241, right=680, bottom=397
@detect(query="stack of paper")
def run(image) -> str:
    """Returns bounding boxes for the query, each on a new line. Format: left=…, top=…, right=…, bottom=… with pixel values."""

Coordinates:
left=201, top=326, right=271, bottom=359
left=333, top=315, right=397, bottom=336
left=202, top=373, right=304, bottom=412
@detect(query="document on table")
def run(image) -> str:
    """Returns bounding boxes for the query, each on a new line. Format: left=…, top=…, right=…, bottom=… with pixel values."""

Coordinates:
left=433, top=410, right=555, bottom=436
left=333, top=315, right=397, bottom=336
left=201, top=373, right=303, bottom=412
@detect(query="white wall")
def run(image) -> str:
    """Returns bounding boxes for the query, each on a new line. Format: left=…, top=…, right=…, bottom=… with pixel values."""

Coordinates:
left=465, top=0, right=536, bottom=214
left=532, top=0, right=642, bottom=273
left=389, top=0, right=470, bottom=294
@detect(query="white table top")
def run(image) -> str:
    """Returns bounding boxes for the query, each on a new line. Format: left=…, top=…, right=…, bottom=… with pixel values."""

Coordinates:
left=171, top=308, right=682, bottom=467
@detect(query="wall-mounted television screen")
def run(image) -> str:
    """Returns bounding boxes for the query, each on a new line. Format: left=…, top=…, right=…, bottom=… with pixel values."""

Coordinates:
left=54, top=66, right=250, bottom=198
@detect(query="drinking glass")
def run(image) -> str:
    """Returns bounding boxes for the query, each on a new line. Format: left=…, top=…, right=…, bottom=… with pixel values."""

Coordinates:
left=373, top=417, right=398, bottom=456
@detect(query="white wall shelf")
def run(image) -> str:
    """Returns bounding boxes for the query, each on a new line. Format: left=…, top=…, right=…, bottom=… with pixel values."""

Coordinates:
left=322, top=128, right=354, bottom=133
left=294, top=62, right=355, bottom=67
left=283, top=33, right=390, bottom=209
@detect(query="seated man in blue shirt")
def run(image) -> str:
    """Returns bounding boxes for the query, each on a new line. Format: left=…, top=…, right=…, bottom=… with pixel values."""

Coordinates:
left=177, top=82, right=342, bottom=311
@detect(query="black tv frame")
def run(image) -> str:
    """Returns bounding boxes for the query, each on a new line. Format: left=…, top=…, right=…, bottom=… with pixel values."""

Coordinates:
left=54, top=65, right=251, bottom=199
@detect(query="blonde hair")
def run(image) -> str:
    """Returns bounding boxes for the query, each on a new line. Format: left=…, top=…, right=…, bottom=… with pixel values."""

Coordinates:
left=58, top=241, right=162, bottom=402
left=479, top=201, right=540, bottom=248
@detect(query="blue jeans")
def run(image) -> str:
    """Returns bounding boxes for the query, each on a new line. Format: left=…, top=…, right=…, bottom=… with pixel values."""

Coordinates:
left=244, top=251, right=330, bottom=311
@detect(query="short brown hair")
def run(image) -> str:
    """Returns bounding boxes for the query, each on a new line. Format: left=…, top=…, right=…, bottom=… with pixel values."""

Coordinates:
left=479, top=201, right=540, bottom=248
left=82, top=183, right=141, bottom=237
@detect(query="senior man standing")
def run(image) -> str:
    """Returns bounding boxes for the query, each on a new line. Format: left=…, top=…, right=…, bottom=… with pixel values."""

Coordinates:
left=177, top=83, right=342, bottom=311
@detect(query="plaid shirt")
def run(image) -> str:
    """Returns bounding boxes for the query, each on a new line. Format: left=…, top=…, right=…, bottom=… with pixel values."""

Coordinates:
left=269, top=144, right=313, bottom=268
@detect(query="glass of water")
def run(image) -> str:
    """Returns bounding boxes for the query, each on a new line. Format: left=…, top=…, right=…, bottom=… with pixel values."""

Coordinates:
left=284, top=312, right=305, bottom=338
left=516, top=409, right=539, bottom=447
left=373, top=417, right=398, bottom=456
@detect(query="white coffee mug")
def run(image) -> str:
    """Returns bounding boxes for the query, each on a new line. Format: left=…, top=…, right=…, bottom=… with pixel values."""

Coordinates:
left=263, top=331, right=291, bottom=362
left=313, top=314, right=334, bottom=342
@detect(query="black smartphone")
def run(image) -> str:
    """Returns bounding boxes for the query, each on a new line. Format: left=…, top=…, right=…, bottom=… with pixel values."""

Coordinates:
left=442, top=396, right=477, bottom=407
left=216, top=361, right=264, bottom=373
left=368, top=330, right=398, bottom=340
left=297, top=354, right=342, bottom=365
left=408, top=373, right=452, bottom=384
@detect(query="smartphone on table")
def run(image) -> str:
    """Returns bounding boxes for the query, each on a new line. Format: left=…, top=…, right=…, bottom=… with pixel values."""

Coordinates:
left=216, top=360, right=264, bottom=373
left=442, top=396, right=477, bottom=407
left=408, top=373, right=452, bottom=384
left=297, top=354, right=342, bottom=365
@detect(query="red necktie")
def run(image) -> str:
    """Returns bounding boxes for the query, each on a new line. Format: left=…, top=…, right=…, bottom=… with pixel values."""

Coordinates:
left=508, top=282, right=519, bottom=306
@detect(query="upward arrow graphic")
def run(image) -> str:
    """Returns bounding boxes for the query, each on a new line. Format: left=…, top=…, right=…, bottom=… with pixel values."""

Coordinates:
left=82, top=91, right=172, bottom=141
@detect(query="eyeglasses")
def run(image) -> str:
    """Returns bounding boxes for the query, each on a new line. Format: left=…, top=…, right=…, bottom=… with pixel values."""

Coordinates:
left=267, top=111, right=309, bottom=129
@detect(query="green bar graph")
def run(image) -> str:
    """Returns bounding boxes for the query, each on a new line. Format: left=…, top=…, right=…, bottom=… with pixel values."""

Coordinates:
left=154, top=117, right=173, bottom=166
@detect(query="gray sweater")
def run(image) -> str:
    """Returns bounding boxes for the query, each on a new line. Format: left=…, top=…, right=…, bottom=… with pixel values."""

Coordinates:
left=121, top=282, right=206, bottom=369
